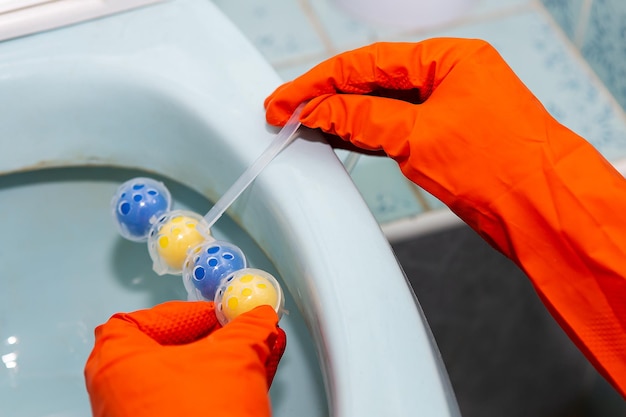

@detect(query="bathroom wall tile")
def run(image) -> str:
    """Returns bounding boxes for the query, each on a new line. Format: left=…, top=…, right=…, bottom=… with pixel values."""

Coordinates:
left=348, top=155, right=427, bottom=224
left=308, top=0, right=409, bottom=43
left=468, top=0, right=532, bottom=17
left=273, top=55, right=327, bottom=81
left=581, top=0, right=626, bottom=112
left=396, top=10, right=626, bottom=163
left=211, top=0, right=326, bottom=63
left=308, top=0, right=534, bottom=49
left=304, top=0, right=385, bottom=52
left=420, top=188, right=448, bottom=211
left=540, top=0, right=584, bottom=40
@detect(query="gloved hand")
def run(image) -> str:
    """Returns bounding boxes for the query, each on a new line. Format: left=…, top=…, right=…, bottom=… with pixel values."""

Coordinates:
left=84, top=301, right=286, bottom=417
left=265, top=38, right=626, bottom=396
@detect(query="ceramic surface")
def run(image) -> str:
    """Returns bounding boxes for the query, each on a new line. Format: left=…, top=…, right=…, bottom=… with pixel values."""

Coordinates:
left=0, top=1, right=459, bottom=416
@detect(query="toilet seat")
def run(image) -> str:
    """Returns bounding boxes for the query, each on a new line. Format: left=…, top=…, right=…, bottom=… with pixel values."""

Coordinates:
left=0, top=0, right=164, bottom=41
left=0, top=1, right=460, bottom=416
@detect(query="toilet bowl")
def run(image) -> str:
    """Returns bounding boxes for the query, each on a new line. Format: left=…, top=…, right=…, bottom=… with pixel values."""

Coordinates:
left=0, top=1, right=460, bottom=416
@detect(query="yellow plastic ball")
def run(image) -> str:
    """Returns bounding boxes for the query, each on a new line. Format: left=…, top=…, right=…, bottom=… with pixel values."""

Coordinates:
left=148, top=210, right=212, bottom=275
left=215, top=268, right=283, bottom=325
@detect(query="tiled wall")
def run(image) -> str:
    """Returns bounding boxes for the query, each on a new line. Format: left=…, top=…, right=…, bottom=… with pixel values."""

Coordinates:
left=213, top=0, right=626, bottom=240
left=542, top=0, right=626, bottom=111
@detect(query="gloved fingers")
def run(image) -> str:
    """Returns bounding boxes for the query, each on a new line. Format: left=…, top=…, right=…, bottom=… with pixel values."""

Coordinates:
left=265, top=38, right=492, bottom=125
left=85, top=304, right=283, bottom=417
left=265, top=327, right=287, bottom=386
left=299, top=94, right=420, bottom=159
left=205, top=304, right=279, bottom=349
left=100, top=301, right=221, bottom=347
left=198, top=305, right=281, bottom=379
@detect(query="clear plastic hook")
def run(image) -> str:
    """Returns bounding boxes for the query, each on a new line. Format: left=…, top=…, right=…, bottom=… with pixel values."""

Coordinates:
left=203, top=103, right=306, bottom=229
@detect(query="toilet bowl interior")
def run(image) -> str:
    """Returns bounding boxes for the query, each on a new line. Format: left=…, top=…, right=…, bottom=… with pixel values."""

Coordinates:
left=0, top=166, right=328, bottom=417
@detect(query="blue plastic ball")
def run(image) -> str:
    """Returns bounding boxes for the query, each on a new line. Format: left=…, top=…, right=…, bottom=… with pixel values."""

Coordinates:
left=182, top=240, right=246, bottom=301
left=112, top=177, right=172, bottom=242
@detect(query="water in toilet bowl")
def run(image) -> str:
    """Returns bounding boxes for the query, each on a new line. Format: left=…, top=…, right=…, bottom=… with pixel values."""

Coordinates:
left=0, top=167, right=327, bottom=417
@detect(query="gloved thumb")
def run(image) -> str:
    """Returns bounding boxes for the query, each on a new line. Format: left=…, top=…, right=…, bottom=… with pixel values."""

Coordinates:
left=196, top=305, right=283, bottom=385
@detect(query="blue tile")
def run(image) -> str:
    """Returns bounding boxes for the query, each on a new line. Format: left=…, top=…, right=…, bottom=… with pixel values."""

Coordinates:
left=309, top=0, right=534, bottom=49
left=540, top=0, right=584, bottom=40
left=581, top=0, right=626, bottom=112
left=468, top=0, right=532, bottom=16
left=211, top=0, right=326, bottom=63
left=396, top=10, right=626, bottom=162
left=306, top=0, right=378, bottom=51
left=274, top=55, right=328, bottom=81
left=349, top=155, right=426, bottom=223
left=420, top=189, right=448, bottom=211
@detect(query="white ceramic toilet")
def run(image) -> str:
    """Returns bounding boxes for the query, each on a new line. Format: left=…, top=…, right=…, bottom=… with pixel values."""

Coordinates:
left=0, top=1, right=460, bottom=416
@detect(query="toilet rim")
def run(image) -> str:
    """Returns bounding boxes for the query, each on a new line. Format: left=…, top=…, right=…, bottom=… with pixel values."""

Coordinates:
left=0, top=1, right=460, bottom=416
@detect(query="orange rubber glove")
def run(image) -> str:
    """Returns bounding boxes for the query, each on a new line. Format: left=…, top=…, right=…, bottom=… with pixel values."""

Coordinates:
left=265, top=38, right=626, bottom=397
left=84, top=301, right=286, bottom=417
